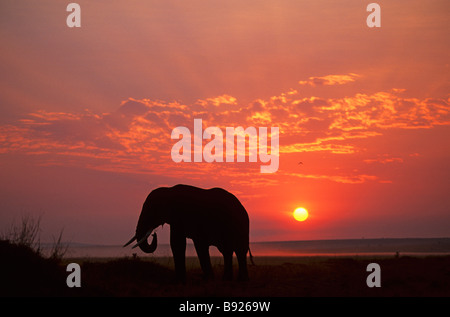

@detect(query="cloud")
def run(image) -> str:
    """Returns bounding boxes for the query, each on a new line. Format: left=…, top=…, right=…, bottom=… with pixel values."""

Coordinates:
left=299, top=73, right=360, bottom=86
left=364, top=156, right=404, bottom=164
left=231, top=171, right=379, bottom=186
left=315, top=93, right=450, bottom=131
left=1, top=76, right=449, bottom=185
left=198, top=95, right=237, bottom=107
left=285, top=172, right=378, bottom=184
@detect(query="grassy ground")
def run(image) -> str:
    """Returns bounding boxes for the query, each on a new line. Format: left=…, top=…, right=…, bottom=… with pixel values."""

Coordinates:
left=64, top=255, right=450, bottom=297
left=2, top=240, right=449, bottom=297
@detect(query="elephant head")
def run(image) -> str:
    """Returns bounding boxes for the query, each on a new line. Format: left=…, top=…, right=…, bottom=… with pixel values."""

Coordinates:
left=123, top=195, right=165, bottom=253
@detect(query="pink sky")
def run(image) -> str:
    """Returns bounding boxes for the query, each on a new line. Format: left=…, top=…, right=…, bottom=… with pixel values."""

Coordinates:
left=1, top=1, right=449, bottom=245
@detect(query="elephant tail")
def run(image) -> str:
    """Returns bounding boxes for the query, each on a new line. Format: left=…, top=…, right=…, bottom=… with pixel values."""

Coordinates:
left=248, top=247, right=255, bottom=265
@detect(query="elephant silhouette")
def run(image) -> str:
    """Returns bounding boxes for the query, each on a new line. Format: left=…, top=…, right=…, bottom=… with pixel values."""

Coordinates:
left=124, top=184, right=254, bottom=282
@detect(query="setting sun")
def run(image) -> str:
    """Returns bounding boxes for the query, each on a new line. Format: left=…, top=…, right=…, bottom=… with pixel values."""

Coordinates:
left=293, top=207, right=309, bottom=222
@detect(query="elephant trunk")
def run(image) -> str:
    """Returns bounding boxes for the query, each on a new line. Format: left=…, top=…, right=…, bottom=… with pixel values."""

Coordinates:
left=136, top=231, right=158, bottom=253
left=125, top=199, right=162, bottom=253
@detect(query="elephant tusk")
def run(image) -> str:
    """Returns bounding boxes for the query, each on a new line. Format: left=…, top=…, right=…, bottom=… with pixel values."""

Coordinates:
left=131, top=239, right=144, bottom=249
left=123, top=235, right=136, bottom=247
left=131, top=229, right=153, bottom=249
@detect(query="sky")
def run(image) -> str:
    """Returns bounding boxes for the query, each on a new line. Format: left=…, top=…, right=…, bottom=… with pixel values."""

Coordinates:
left=1, top=0, right=449, bottom=245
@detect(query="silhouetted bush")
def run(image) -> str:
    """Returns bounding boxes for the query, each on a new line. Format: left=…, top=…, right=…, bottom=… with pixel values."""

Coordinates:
left=0, top=240, right=67, bottom=296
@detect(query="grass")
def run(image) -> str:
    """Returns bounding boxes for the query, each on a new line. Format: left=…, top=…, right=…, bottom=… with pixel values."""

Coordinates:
left=1, top=214, right=68, bottom=260
left=1, top=240, right=449, bottom=297
left=1, top=217, right=449, bottom=297
left=57, top=254, right=450, bottom=297
left=0, top=239, right=68, bottom=296
left=0, top=215, right=71, bottom=296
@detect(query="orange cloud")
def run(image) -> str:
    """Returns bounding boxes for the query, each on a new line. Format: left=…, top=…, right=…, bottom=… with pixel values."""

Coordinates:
left=364, top=156, right=404, bottom=164
left=285, top=172, right=378, bottom=184
left=199, top=95, right=238, bottom=107
left=230, top=171, right=379, bottom=187
left=315, top=93, right=450, bottom=131
left=299, top=73, right=360, bottom=86
left=1, top=76, right=449, bottom=185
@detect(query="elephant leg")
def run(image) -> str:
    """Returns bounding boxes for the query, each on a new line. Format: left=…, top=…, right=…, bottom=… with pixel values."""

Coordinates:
left=236, top=248, right=249, bottom=281
left=222, top=249, right=233, bottom=281
left=170, top=229, right=186, bottom=283
left=193, top=240, right=213, bottom=280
